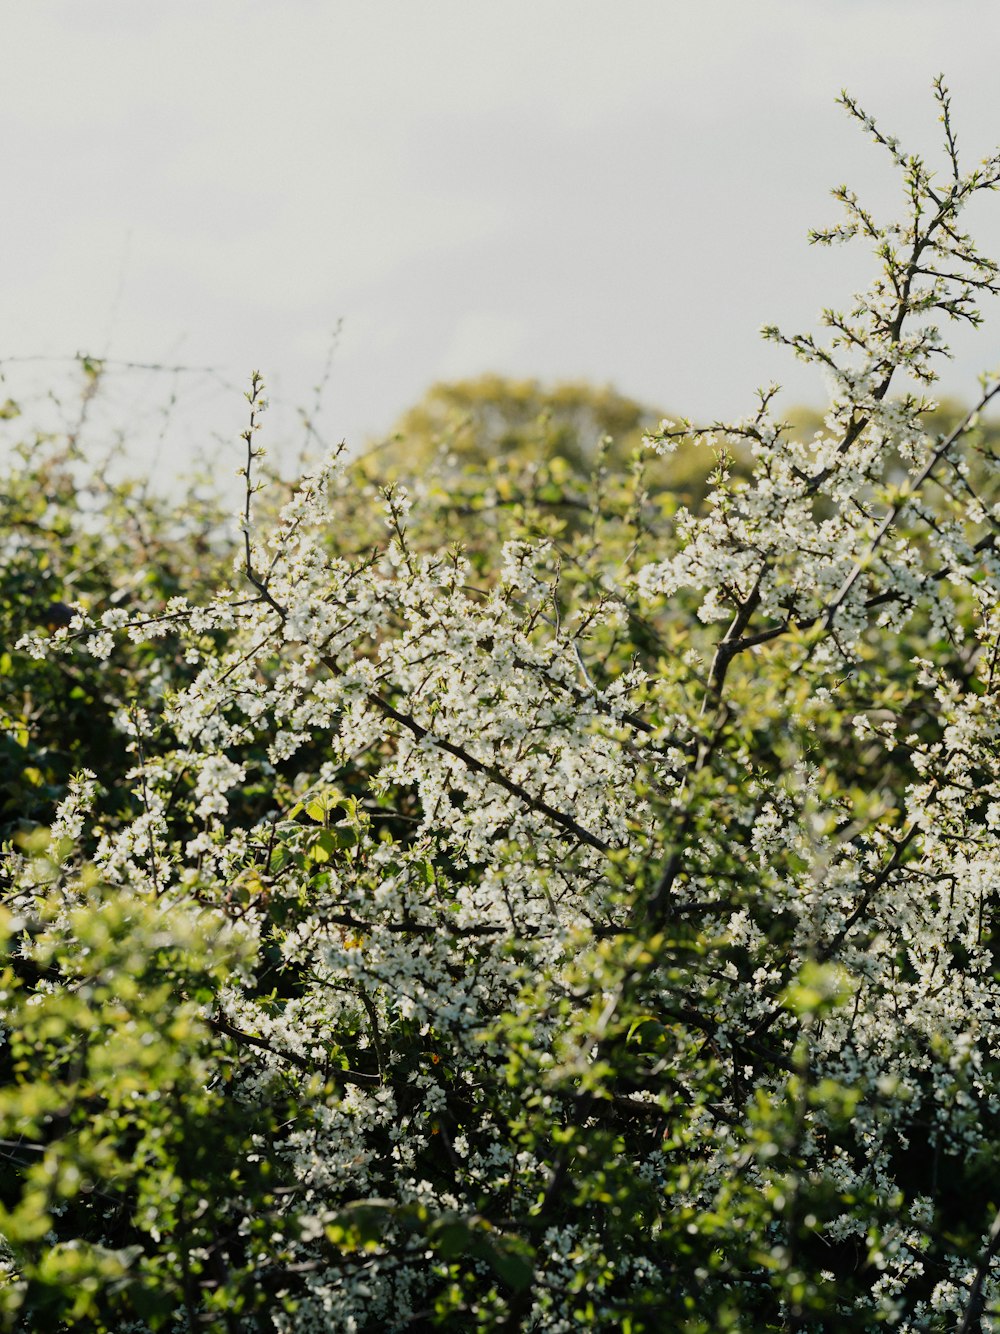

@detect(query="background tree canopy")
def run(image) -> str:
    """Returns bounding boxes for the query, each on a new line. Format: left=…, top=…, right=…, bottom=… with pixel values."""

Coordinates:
left=366, top=373, right=741, bottom=506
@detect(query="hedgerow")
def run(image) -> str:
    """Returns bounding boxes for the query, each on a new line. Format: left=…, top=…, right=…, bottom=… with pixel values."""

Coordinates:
left=3, top=80, right=1000, bottom=1331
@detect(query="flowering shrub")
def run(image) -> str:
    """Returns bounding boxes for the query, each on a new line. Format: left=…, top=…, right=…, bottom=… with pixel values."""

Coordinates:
left=4, top=81, right=1000, bottom=1330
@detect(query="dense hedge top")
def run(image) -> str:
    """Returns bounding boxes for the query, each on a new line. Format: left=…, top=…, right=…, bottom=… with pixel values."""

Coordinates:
left=4, top=82, right=1000, bottom=1332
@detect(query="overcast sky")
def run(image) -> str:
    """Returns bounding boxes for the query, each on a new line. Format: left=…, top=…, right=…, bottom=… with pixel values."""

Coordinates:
left=5, top=1, right=1000, bottom=485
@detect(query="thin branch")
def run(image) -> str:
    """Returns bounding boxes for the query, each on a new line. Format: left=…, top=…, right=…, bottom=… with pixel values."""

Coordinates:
left=823, top=380, right=1000, bottom=631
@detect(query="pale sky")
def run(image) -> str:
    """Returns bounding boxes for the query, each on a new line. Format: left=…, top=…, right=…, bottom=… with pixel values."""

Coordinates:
left=5, top=1, right=1000, bottom=486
